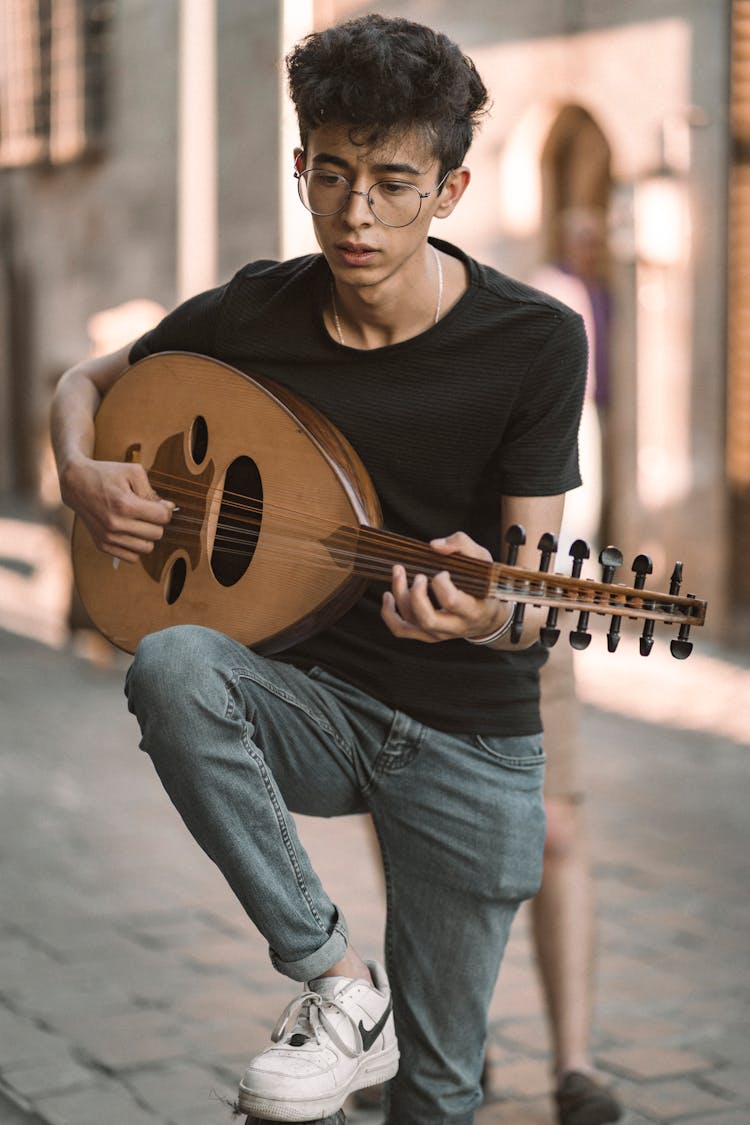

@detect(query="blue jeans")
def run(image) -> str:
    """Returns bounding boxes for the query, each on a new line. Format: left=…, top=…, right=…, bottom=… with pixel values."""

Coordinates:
left=125, top=625, right=546, bottom=1124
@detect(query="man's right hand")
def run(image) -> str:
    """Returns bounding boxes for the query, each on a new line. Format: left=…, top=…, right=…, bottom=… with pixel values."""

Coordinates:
left=61, top=457, right=175, bottom=563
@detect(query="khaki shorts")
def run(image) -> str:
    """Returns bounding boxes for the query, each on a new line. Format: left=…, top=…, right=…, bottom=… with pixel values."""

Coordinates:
left=540, top=643, right=584, bottom=802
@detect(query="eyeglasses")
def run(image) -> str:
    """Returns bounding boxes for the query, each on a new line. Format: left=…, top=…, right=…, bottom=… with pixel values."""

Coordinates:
left=295, top=168, right=453, bottom=228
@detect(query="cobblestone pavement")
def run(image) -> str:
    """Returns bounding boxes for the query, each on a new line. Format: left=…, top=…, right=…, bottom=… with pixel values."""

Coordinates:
left=1, top=547, right=749, bottom=1124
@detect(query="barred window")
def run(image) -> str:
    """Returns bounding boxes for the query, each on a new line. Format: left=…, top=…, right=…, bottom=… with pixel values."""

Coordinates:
left=0, top=0, right=110, bottom=168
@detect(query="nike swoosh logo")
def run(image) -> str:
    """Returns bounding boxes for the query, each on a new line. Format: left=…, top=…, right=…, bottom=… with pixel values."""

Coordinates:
left=358, top=996, right=393, bottom=1053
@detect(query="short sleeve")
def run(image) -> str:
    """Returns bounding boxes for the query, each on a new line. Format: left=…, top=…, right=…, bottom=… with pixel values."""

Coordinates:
left=128, top=283, right=228, bottom=365
left=493, top=310, right=587, bottom=497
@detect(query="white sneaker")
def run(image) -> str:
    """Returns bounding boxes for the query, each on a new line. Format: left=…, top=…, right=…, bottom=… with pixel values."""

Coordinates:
left=237, top=960, right=399, bottom=1122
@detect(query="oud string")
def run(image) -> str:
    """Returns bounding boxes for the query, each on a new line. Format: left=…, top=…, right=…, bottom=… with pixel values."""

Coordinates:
left=144, top=467, right=496, bottom=595
left=133, top=467, right=697, bottom=620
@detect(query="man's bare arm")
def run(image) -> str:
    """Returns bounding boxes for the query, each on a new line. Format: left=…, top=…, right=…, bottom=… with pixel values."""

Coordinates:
left=51, top=344, right=174, bottom=561
left=381, top=493, right=566, bottom=650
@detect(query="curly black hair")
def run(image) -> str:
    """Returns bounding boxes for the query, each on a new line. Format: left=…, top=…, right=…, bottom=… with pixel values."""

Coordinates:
left=286, top=14, right=489, bottom=180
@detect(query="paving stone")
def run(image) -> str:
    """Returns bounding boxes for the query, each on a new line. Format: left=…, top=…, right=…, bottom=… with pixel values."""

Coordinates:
left=475, top=1093, right=554, bottom=1123
left=679, top=1114, right=750, bottom=1125
left=597, top=1043, right=714, bottom=1080
left=489, top=1016, right=550, bottom=1055
left=171, top=976, right=255, bottom=1022
left=34, top=1080, right=161, bottom=1125
left=0, top=1084, right=47, bottom=1125
left=0, top=1008, right=70, bottom=1070
left=63, top=1009, right=186, bottom=1070
left=479, top=1038, right=517, bottom=1071
left=624, top=1077, right=737, bottom=1118
left=125, top=911, right=238, bottom=951
left=479, top=1057, right=553, bottom=1099
left=703, top=1064, right=750, bottom=1101
left=674, top=993, right=750, bottom=1027
left=3, top=960, right=129, bottom=1026
left=597, top=956, right=691, bottom=1005
left=183, top=936, right=258, bottom=971
left=0, top=939, right=62, bottom=1004
left=125, top=1060, right=231, bottom=1119
left=178, top=1011, right=264, bottom=1057
left=594, top=1013, right=687, bottom=1046
left=1, top=1055, right=96, bottom=1099
left=694, top=1031, right=750, bottom=1068
left=37, top=924, right=165, bottom=966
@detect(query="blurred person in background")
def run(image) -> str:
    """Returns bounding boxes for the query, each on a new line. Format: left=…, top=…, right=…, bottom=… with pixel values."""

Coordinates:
left=526, top=207, right=621, bottom=1125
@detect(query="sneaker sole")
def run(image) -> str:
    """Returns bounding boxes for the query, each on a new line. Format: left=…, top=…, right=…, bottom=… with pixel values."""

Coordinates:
left=237, top=1043, right=399, bottom=1121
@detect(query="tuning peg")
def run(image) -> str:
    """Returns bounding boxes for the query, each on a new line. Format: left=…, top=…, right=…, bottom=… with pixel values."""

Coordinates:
left=669, top=562, right=684, bottom=596
left=569, top=539, right=591, bottom=578
left=599, top=546, right=624, bottom=652
left=670, top=576, right=695, bottom=658
left=569, top=540, right=592, bottom=649
left=631, top=553, right=653, bottom=589
left=505, top=524, right=526, bottom=565
left=540, top=618, right=560, bottom=648
left=599, top=545, right=623, bottom=583
left=504, top=526, right=527, bottom=643
left=538, top=533, right=560, bottom=647
left=671, top=628, right=694, bottom=659
left=537, top=532, right=558, bottom=573
left=631, top=554, right=655, bottom=655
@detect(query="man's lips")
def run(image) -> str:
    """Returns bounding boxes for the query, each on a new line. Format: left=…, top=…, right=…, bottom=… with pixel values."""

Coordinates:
left=336, top=243, right=379, bottom=265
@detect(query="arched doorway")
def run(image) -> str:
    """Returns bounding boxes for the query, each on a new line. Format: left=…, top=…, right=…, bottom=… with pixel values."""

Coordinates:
left=540, top=104, right=612, bottom=260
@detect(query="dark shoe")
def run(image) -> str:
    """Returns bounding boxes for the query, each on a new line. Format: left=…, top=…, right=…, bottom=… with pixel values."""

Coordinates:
left=555, top=1071, right=622, bottom=1125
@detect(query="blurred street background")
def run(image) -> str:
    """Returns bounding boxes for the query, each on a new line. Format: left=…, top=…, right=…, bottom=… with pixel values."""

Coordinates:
left=2, top=2, right=750, bottom=1123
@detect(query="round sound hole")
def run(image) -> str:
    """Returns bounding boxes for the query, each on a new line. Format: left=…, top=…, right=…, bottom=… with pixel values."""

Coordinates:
left=210, top=456, right=263, bottom=587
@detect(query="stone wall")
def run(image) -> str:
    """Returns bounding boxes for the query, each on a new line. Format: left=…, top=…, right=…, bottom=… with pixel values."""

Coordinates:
left=0, top=0, right=282, bottom=495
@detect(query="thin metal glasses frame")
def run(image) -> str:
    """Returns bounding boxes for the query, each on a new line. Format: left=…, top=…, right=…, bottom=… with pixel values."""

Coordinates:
left=294, top=168, right=453, bottom=228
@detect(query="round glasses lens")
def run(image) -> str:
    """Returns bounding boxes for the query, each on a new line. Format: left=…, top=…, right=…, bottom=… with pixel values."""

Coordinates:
left=299, top=170, right=349, bottom=215
left=369, top=181, right=423, bottom=227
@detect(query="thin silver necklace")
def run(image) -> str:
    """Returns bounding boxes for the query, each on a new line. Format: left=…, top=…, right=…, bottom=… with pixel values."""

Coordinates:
left=330, top=244, right=443, bottom=346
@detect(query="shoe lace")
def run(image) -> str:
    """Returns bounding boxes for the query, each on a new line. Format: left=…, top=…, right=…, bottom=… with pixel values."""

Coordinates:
left=271, top=990, right=363, bottom=1058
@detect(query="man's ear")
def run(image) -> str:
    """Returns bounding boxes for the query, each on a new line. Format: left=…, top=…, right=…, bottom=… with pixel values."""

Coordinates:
left=434, top=166, right=471, bottom=219
left=293, top=148, right=305, bottom=174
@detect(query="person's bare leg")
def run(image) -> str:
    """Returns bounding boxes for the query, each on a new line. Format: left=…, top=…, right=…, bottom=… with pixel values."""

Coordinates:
left=531, top=796, right=596, bottom=1077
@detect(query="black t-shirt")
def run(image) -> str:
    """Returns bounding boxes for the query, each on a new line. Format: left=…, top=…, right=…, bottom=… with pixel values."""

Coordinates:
left=129, top=237, right=586, bottom=734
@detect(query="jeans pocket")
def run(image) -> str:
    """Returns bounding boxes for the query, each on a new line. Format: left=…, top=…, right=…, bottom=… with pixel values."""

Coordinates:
left=473, top=733, right=546, bottom=770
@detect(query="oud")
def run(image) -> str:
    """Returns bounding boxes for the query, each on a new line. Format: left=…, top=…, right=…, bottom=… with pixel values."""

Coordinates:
left=72, top=353, right=707, bottom=657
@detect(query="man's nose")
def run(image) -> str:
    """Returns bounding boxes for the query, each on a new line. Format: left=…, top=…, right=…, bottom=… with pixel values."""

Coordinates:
left=341, top=188, right=373, bottom=225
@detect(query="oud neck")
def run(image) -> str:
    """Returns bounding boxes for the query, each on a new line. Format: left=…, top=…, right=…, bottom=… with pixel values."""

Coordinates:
left=336, top=526, right=706, bottom=629
left=321, top=524, right=707, bottom=634
left=344, top=526, right=494, bottom=598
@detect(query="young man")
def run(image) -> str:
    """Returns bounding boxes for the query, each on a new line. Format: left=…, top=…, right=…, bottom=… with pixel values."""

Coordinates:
left=51, top=15, right=586, bottom=1124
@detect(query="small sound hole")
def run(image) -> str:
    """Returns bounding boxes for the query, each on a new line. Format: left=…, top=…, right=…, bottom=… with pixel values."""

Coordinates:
left=190, top=415, right=209, bottom=464
left=165, top=556, right=187, bottom=604
left=210, top=456, right=263, bottom=587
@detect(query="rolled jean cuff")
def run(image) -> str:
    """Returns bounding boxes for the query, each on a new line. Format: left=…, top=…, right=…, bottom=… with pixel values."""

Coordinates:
left=270, top=912, right=349, bottom=982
